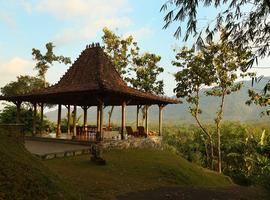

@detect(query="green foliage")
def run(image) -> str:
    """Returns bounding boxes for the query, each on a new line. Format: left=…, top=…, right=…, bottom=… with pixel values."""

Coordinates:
left=173, top=32, right=253, bottom=172
left=102, top=28, right=165, bottom=125
left=127, top=53, right=164, bottom=95
left=32, top=42, right=71, bottom=86
left=102, top=27, right=138, bottom=77
left=102, top=27, right=164, bottom=94
left=161, top=0, right=270, bottom=58
left=1, top=75, right=45, bottom=96
left=247, top=88, right=270, bottom=116
left=163, top=122, right=270, bottom=187
left=0, top=105, right=53, bottom=134
left=0, top=128, right=75, bottom=199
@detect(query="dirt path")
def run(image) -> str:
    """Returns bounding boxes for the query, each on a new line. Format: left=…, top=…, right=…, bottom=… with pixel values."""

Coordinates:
left=117, top=186, right=267, bottom=200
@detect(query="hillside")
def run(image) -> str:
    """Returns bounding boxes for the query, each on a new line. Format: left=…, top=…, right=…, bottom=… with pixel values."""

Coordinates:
left=45, top=149, right=233, bottom=199
left=1, top=128, right=267, bottom=199
left=0, top=128, right=74, bottom=200
left=45, top=78, right=268, bottom=124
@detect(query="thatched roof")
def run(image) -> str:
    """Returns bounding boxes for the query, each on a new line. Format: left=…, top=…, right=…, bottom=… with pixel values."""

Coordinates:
left=0, top=43, right=179, bottom=106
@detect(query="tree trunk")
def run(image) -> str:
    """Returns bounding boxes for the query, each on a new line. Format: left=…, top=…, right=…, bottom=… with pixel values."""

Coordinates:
left=194, top=90, right=214, bottom=170
left=216, top=90, right=226, bottom=173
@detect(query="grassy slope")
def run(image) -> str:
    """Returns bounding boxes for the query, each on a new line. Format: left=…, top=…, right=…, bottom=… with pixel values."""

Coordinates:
left=0, top=130, right=75, bottom=200
left=44, top=149, right=232, bottom=200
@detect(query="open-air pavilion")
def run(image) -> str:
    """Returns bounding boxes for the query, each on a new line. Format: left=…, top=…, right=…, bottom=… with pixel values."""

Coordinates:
left=0, top=43, right=179, bottom=142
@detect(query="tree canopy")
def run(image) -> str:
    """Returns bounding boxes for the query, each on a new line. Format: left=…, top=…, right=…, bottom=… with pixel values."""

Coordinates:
left=161, top=0, right=270, bottom=59
left=1, top=75, right=45, bottom=96
left=128, top=53, right=164, bottom=95
left=173, top=31, right=252, bottom=172
left=32, top=42, right=71, bottom=86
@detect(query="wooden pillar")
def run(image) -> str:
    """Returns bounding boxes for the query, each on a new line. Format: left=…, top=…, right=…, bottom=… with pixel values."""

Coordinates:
left=67, top=105, right=71, bottom=135
left=83, top=106, right=88, bottom=134
left=145, top=105, right=149, bottom=137
left=136, top=105, right=139, bottom=129
left=121, top=101, right=126, bottom=140
left=96, top=105, right=101, bottom=141
left=40, top=103, right=44, bottom=133
left=72, top=105, right=77, bottom=139
left=16, top=101, right=21, bottom=124
left=158, top=105, right=164, bottom=136
left=100, top=103, right=104, bottom=141
left=56, top=104, right=62, bottom=137
left=33, top=103, right=37, bottom=136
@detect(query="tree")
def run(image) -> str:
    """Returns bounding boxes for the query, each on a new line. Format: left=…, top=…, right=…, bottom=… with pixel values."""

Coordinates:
left=102, top=27, right=165, bottom=127
left=205, top=35, right=252, bottom=173
left=247, top=84, right=270, bottom=116
left=128, top=53, right=165, bottom=124
left=0, top=104, right=53, bottom=133
left=173, top=32, right=252, bottom=172
left=102, top=27, right=138, bottom=78
left=1, top=75, right=44, bottom=97
left=161, top=1, right=270, bottom=122
left=161, top=0, right=270, bottom=59
left=128, top=53, right=164, bottom=95
left=32, top=42, right=71, bottom=87
left=102, top=27, right=139, bottom=127
left=173, top=46, right=216, bottom=169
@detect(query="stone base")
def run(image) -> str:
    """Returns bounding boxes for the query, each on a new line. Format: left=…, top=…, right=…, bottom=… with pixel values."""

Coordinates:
left=90, top=156, right=106, bottom=165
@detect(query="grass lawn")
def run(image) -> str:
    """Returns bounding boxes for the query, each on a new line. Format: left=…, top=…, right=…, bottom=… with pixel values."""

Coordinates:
left=0, top=131, right=74, bottom=200
left=44, top=149, right=232, bottom=200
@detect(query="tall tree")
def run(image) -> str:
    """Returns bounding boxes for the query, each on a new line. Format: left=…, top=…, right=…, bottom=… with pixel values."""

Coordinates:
left=32, top=42, right=71, bottom=87
left=102, top=27, right=138, bottom=78
left=161, top=1, right=270, bottom=118
left=173, top=46, right=216, bottom=169
left=173, top=32, right=252, bottom=172
left=102, top=27, right=138, bottom=127
left=102, top=28, right=165, bottom=127
left=128, top=53, right=164, bottom=95
left=204, top=35, right=252, bottom=173
left=128, top=53, right=164, bottom=124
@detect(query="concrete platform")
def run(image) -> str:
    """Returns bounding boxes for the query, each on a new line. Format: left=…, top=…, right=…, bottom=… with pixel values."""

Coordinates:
left=25, top=140, right=92, bottom=160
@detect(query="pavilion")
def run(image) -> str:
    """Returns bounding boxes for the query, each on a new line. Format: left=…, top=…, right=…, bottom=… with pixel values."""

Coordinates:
left=0, top=43, right=179, bottom=142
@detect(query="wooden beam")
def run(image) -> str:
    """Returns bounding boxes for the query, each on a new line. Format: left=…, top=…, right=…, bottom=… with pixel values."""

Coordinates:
left=67, top=105, right=71, bottom=135
left=121, top=101, right=126, bottom=140
left=145, top=105, right=149, bottom=137
left=72, top=105, right=77, bottom=139
left=158, top=105, right=164, bottom=136
left=16, top=101, right=21, bottom=124
left=136, top=105, right=139, bottom=129
left=33, top=103, right=37, bottom=136
left=56, top=104, right=62, bottom=137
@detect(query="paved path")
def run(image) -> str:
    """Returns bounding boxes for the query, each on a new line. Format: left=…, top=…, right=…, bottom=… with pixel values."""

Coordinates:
left=25, top=140, right=90, bottom=155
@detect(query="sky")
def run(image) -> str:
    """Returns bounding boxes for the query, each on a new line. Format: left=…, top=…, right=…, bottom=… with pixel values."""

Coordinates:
left=0, top=0, right=269, bottom=100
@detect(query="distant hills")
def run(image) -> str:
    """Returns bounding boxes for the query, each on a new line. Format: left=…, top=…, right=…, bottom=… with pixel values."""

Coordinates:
left=45, top=78, right=269, bottom=125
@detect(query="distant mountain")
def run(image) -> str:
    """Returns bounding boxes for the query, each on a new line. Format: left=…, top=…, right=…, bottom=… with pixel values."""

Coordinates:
left=45, top=78, right=269, bottom=125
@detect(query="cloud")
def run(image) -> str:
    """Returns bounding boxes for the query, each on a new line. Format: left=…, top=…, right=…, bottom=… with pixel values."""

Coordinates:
left=30, top=0, right=133, bottom=44
left=0, top=12, right=16, bottom=30
left=124, top=27, right=153, bottom=40
left=35, top=0, right=131, bottom=20
left=0, top=57, right=34, bottom=86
